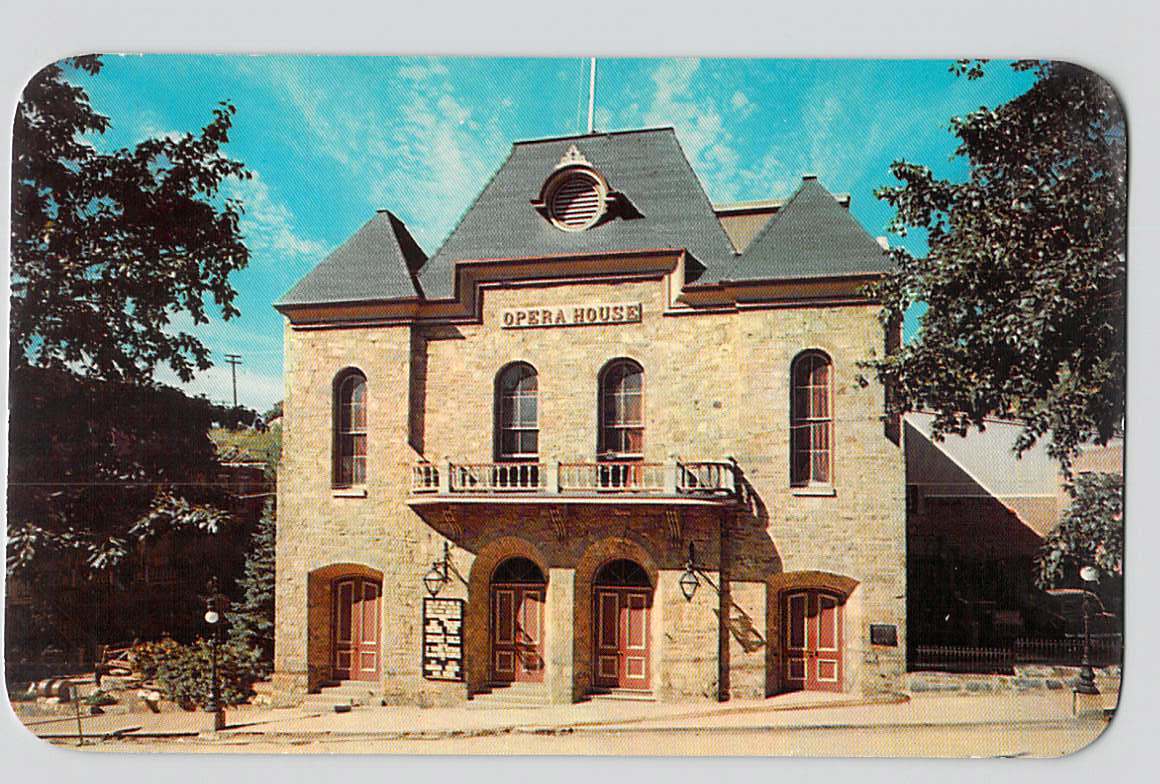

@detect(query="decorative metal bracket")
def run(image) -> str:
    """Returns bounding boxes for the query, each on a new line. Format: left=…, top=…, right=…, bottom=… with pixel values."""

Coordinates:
left=548, top=507, right=566, bottom=540
left=666, top=509, right=682, bottom=543
left=441, top=508, right=463, bottom=539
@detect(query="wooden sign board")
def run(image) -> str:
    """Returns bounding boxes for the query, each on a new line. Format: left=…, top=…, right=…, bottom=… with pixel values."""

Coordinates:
left=422, top=597, right=465, bottom=681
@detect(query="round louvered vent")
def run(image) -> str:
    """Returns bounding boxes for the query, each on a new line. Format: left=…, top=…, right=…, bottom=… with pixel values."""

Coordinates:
left=547, top=171, right=605, bottom=231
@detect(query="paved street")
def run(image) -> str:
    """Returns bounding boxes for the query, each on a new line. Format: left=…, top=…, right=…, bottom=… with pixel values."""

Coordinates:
left=20, top=689, right=1117, bottom=758
left=72, top=720, right=1108, bottom=756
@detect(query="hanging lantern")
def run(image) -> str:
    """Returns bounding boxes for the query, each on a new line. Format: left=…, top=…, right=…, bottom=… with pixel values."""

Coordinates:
left=423, top=561, right=446, bottom=597
left=679, top=566, right=699, bottom=602
left=679, top=541, right=699, bottom=601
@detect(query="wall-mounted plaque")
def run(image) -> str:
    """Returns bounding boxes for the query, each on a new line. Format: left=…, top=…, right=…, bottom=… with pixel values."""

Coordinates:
left=870, top=623, right=898, bottom=646
left=500, top=302, right=642, bottom=329
left=422, top=597, right=465, bottom=681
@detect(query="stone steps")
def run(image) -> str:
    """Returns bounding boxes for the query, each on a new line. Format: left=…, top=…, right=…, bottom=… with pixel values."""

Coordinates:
left=587, top=688, right=657, bottom=703
left=468, top=683, right=551, bottom=709
left=303, top=680, right=380, bottom=710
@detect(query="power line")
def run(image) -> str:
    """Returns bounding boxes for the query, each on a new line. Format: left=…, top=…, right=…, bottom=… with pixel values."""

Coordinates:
left=224, top=353, right=242, bottom=409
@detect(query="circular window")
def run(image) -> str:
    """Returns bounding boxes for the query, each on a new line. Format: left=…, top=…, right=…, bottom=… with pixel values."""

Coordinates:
left=547, top=170, right=606, bottom=231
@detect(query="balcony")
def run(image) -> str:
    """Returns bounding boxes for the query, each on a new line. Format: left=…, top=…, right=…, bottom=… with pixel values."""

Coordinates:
left=409, top=458, right=742, bottom=506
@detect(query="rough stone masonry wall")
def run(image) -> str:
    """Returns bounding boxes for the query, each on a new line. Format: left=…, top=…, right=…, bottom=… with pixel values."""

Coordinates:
left=273, top=321, right=455, bottom=706
left=274, top=273, right=906, bottom=704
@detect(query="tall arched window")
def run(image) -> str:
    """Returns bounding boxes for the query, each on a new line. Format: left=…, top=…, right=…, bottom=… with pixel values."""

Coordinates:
left=334, top=369, right=367, bottom=487
left=599, top=359, right=644, bottom=458
left=495, top=362, right=539, bottom=460
left=790, top=351, right=833, bottom=486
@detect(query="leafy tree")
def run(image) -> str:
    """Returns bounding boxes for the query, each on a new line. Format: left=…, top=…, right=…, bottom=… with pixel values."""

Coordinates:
left=11, top=56, right=251, bottom=383
left=868, top=60, right=1126, bottom=474
left=263, top=401, right=283, bottom=421
left=1037, top=472, right=1123, bottom=588
left=866, top=60, right=1126, bottom=590
left=226, top=499, right=276, bottom=674
left=6, top=56, right=253, bottom=655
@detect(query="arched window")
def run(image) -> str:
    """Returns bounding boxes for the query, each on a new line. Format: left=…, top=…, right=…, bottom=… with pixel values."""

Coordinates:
left=495, top=363, right=538, bottom=460
left=334, top=370, right=367, bottom=487
left=599, top=359, right=644, bottom=458
left=790, top=351, right=833, bottom=486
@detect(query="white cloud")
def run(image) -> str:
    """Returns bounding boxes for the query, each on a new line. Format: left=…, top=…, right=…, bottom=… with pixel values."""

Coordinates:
left=641, top=59, right=743, bottom=202
left=155, top=360, right=284, bottom=413
left=731, top=90, right=755, bottom=118
left=397, top=59, right=449, bottom=81
left=259, top=59, right=500, bottom=250
left=229, top=171, right=328, bottom=263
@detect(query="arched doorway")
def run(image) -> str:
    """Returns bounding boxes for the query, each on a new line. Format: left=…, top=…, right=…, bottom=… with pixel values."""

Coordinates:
left=490, top=557, right=547, bottom=684
left=593, top=559, right=653, bottom=691
left=781, top=589, right=844, bottom=692
left=332, top=574, right=381, bottom=682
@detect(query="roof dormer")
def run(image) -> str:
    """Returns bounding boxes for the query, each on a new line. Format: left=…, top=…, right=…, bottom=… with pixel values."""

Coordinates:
left=531, top=144, right=637, bottom=232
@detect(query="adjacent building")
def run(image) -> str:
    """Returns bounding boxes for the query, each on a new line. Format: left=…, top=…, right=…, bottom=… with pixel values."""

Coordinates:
left=272, top=128, right=906, bottom=706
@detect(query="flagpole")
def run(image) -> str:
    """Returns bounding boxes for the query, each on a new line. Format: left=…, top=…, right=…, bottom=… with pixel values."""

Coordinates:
left=587, top=57, right=596, bottom=134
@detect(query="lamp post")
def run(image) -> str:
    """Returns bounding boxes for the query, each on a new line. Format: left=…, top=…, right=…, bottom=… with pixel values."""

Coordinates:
left=203, top=577, right=226, bottom=731
left=424, top=542, right=451, bottom=597
left=1075, top=565, right=1100, bottom=696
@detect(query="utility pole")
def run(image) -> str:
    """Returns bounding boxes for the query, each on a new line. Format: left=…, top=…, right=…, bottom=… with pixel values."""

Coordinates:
left=224, top=353, right=242, bottom=409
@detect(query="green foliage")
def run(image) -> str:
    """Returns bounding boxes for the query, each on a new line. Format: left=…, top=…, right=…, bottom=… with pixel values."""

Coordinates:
left=210, top=426, right=282, bottom=475
left=866, top=60, right=1126, bottom=474
left=226, top=500, right=276, bottom=676
left=1036, top=472, right=1123, bottom=589
left=11, top=56, right=251, bottom=384
left=154, top=639, right=259, bottom=708
left=83, top=689, right=118, bottom=707
left=128, top=638, right=182, bottom=681
left=7, top=55, right=250, bottom=657
left=6, top=366, right=234, bottom=578
left=263, top=401, right=283, bottom=421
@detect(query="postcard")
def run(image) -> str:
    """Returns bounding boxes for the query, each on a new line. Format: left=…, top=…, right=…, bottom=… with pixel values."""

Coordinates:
left=5, top=55, right=1125, bottom=757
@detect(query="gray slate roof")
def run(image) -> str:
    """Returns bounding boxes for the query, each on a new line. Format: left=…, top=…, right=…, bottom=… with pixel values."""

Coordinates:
left=723, top=177, right=889, bottom=282
left=277, top=128, right=890, bottom=308
left=275, top=210, right=426, bottom=308
left=418, top=128, right=738, bottom=299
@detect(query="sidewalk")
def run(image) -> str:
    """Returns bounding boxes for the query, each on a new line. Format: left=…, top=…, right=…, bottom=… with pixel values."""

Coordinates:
left=19, top=687, right=1118, bottom=744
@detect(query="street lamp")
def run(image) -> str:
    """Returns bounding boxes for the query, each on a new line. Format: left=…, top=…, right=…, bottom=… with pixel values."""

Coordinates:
left=203, top=577, right=227, bottom=731
left=423, top=541, right=451, bottom=597
left=1075, top=565, right=1100, bottom=696
left=679, top=542, right=700, bottom=602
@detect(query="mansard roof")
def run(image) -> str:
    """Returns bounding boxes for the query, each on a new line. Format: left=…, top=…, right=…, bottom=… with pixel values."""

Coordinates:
left=275, top=210, right=426, bottom=308
left=277, top=128, right=890, bottom=310
left=417, top=127, right=737, bottom=299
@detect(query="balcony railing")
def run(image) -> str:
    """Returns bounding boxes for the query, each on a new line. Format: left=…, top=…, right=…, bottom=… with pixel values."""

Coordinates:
left=411, top=458, right=740, bottom=500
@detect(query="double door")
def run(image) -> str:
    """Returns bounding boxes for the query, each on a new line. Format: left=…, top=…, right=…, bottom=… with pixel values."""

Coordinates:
left=333, top=577, right=381, bottom=681
left=782, top=589, right=843, bottom=692
left=491, top=584, right=545, bottom=683
left=594, top=588, right=651, bottom=690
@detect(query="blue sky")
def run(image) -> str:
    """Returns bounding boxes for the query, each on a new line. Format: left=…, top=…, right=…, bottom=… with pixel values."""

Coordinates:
left=67, top=56, right=1035, bottom=411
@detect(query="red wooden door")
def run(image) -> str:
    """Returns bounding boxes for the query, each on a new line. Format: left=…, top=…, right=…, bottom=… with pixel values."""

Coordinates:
left=333, top=577, right=381, bottom=682
left=782, top=590, right=843, bottom=692
left=491, top=585, right=545, bottom=683
left=594, top=588, right=651, bottom=690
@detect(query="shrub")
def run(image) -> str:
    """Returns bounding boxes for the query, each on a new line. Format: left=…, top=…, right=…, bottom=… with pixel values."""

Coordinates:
left=128, top=638, right=181, bottom=680
left=83, top=689, right=118, bottom=707
left=154, top=639, right=260, bottom=709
